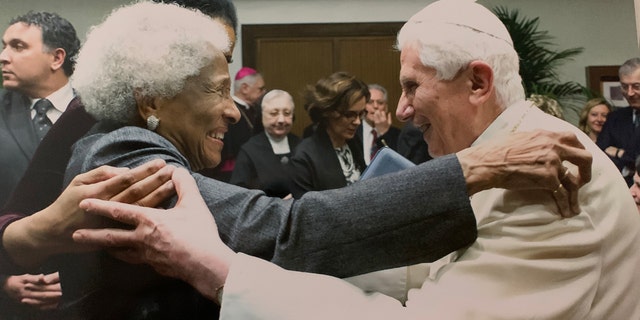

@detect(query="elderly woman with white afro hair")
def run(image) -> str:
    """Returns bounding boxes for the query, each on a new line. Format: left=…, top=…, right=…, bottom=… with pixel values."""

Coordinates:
left=59, top=1, right=240, bottom=318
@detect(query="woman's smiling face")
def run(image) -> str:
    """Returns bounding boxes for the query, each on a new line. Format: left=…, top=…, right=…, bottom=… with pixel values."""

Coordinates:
left=154, top=51, right=240, bottom=171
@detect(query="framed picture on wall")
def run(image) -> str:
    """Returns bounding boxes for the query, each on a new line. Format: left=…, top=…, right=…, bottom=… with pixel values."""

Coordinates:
left=586, top=65, right=626, bottom=107
left=602, top=81, right=627, bottom=107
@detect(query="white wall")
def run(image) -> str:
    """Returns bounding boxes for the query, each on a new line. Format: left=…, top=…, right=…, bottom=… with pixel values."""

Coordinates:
left=0, top=0, right=637, bottom=87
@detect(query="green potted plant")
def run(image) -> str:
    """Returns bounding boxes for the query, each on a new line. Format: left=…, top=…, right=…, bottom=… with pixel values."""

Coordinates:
left=493, top=6, right=586, bottom=123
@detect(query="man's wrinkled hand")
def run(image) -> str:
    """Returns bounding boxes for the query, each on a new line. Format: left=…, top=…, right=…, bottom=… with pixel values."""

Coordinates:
left=458, top=130, right=592, bottom=217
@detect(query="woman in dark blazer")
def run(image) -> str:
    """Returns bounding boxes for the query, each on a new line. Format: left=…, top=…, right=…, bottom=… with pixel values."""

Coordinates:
left=231, top=90, right=300, bottom=197
left=288, top=72, right=369, bottom=198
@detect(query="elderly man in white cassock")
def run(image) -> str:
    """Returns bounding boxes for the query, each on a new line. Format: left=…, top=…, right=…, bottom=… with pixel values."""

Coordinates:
left=213, top=0, right=640, bottom=318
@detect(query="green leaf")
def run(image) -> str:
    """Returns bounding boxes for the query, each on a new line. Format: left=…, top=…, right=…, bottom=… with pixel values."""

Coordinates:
left=492, top=6, right=586, bottom=122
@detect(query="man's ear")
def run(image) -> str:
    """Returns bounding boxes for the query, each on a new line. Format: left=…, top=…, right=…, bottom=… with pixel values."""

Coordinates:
left=135, top=89, right=159, bottom=120
left=468, top=60, right=494, bottom=105
left=240, top=82, right=250, bottom=94
left=50, top=48, right=66, bottom=72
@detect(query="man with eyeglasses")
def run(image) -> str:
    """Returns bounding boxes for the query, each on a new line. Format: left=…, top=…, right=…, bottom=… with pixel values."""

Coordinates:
left=597, top=57, right=640, bottom=186
left=357, top=84, right=401, bottom=165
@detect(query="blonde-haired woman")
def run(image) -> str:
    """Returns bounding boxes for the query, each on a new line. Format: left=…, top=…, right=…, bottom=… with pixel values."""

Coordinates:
left=579, top=98, right=612, bottom=142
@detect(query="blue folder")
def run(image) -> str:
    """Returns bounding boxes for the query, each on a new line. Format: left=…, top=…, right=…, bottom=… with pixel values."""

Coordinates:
left=361, top=147, right=415, bottom=180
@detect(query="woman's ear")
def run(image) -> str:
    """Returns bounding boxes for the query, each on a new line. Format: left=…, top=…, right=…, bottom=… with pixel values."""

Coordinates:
left=468, top=60, right=494, bottom=105
left=135, top=89, right=159, bottom=120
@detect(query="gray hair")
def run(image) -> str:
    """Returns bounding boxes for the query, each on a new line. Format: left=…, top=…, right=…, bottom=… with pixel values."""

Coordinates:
left=234, top=73, right=262, bottom=93
left=620, top=58, right=640, bottom=78
left=396, top=1, right=525, bottom=108
left=261, top=89, right=294, bottom=114
left=73, top=1, right=230, bottom=124
left=367, top=84, right=388, bottom=101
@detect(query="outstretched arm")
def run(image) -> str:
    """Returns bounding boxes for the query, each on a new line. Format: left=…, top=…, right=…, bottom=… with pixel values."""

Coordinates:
left=70, top=127, right=590, bottom=280
left=2, top=159, right=175, bottom=270
left=72, top=129, right=592, bottom=270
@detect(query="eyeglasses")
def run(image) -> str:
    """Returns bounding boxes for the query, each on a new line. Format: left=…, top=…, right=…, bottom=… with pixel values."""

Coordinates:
left=340, top=110, right=367, bottom=120
left=620, top=82, right=640, bottom=92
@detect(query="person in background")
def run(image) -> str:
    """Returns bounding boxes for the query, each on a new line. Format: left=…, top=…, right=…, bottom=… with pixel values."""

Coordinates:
left=528, top=93, right=564, bottom=119
left=597, top=57, right=640, bottom=186
left=207, top=67, right=266, bottom=182
left=230, top=89, right=300, bottom=198
left=301, top=101, right=319, bottom=138
left=154, top=0, right=237, bottom=62
left=0, top=11, right=80, bottom=209
left=357, top=84, right=401, bottom=165
left=630, top=155, right=640, bottom=213
left=287, top=71, right=368, bottom=198
left=70, top=1, right=638, bottom=319
left=579, top=97, right=611, bottom=143
left=0, top=11, right=80, bottom=317
left=397, top=122, right=432, bottom=164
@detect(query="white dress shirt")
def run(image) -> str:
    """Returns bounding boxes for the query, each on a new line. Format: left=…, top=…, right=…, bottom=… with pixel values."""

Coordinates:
left=362, top=120, right=376, bottom=165
left=29, top=81, right=74, bottom=124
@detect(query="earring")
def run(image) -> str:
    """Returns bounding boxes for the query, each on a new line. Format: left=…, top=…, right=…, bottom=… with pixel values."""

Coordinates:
left=147, top=115, right=160, bottom=131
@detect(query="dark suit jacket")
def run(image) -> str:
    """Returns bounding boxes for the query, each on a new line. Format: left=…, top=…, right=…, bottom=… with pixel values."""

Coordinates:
left=397, top=122, right=432, bottom=164
left=1, top=102, right=93, bottom=217
left=597, top=106, right=640, bottom=185
left=288, top=126, right=367, bottom=199
left=356, top=123, right=400, bottom=152
left=0, top=92, right=86, bottom=319
left=230, top=131, right=300, bottom=198
left=0, top=89, right=40, bottom=207
left=0, top=90, right=85, bottom=209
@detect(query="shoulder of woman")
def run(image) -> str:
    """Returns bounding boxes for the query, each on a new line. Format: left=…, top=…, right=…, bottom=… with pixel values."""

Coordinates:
left=77, top=126, right=189, bottom=172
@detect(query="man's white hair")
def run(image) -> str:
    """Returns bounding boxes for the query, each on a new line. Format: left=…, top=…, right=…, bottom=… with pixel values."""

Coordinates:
left=396, top=0, right=525, bottom=108
left=73, top=1, right=231, bottom=124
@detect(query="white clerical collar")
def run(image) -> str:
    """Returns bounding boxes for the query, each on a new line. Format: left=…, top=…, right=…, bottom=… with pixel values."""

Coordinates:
left=232, top=95, right=250, bottom=110
left=266, top=132, right=290, bottom=154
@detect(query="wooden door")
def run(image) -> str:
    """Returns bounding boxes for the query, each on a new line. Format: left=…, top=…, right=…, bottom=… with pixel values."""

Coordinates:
left=242, top=22, right=403, bottom=137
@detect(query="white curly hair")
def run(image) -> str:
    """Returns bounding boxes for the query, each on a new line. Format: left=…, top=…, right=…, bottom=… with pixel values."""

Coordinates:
left=73, top=1, right=231, bottom=124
